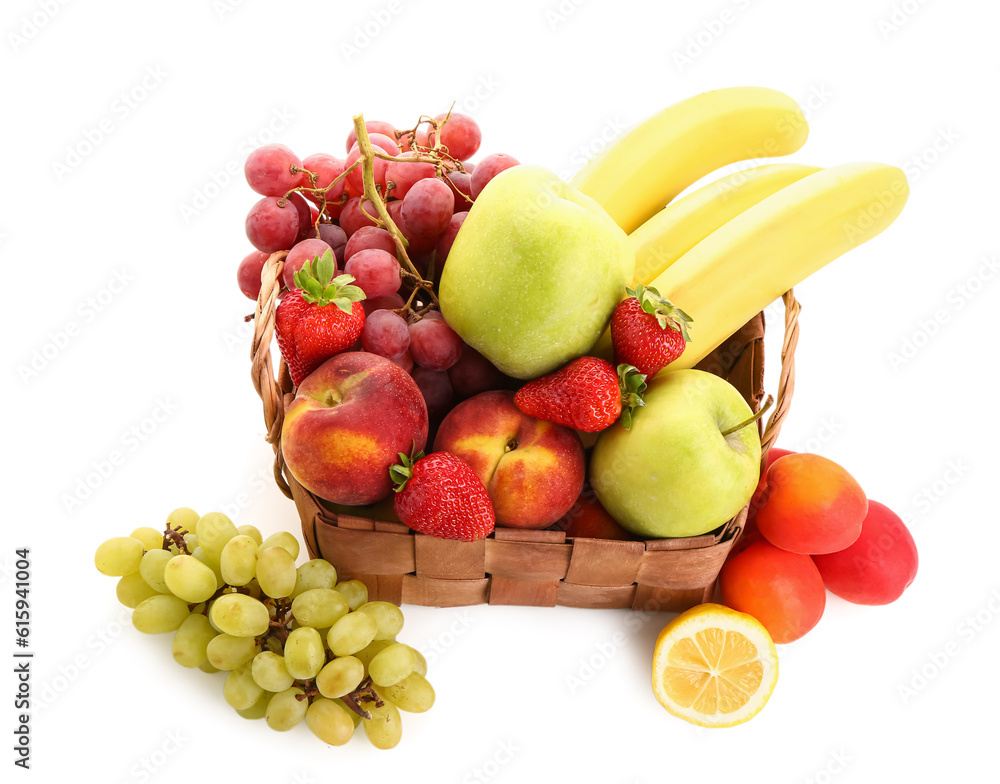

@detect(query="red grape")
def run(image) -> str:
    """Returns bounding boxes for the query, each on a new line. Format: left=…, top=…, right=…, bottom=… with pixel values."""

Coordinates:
left=448, top=345, right=510, bottom=399
left=344, top=249, right=401, bottom=299
left=401, top=178, right=454, bottom=238
left=283, top=239, right=334, bottom=290
left=245, top=196, right=300, bottom=252
left=411, top=367, right=454, bottom=422
left=345, top=227, right=397, bottom=263
left=445, top=170, right=474, bottom=211
left=409, top=318, right=463, bottom=371
left=421, top=310, right=444, bottom=321
left=428, top=113, right=482, bottom=161
left=436, top=212, right=468, bottom=267
left=390, top=348, right=414, bottom=373
left=471, top=154, right=521, bottom=199
left=244, top=144, right=306, bottom=197
left=345, top=121, right=398, bottom=154
left=387, top=201, right=436, bottom=255
left=237, top=250, right=270, bottom=300
left=317, top=223, right=347, bottom=264
left=289, top=192, right=314, bottom=243
left=345, top=133, right=400, bottom=195
left=339, top=197, right=380, bottom=237
left=385, top=151, right=437, bottom=200
left=300, top=153, right=346, bottom=208
left=362, top=292, right=405, bottom=317
left=361, top=309, right=410, bottom=358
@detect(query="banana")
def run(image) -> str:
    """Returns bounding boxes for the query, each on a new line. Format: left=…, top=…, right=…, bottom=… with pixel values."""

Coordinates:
left=649, top=162, right=909, bottom=370
left=629, top=163, right=821, bottom=287
left=570, top=87, right=809, bottom=234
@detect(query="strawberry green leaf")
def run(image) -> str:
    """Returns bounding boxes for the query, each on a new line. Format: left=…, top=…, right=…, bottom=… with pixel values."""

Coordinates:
left=315, top=249, right=336, bottom=285
left=617, top=364, right=646, bottom=431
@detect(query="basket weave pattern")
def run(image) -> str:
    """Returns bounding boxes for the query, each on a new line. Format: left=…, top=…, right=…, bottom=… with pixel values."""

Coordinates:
left=251, top=252, right=799, bottom=612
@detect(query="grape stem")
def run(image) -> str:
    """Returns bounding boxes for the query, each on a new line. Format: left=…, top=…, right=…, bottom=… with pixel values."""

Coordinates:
left=341, top=676, right=383, bottom=720
left=161, top=524, right=190, bottom=555
left=352, top=113, right=439, bottom=308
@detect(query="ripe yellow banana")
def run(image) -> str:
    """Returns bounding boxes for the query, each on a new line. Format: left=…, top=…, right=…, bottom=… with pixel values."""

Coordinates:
left=570, top=87, right=809, bottom=234
left=629, top=163, right=821, bottom=286
left=651, top=162, right=909, bottom=370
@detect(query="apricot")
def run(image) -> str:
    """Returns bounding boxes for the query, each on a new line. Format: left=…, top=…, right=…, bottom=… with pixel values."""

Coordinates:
left=811, top=501, right=918, bottom=605
left=757, top=453, right=867, bottom=554
left=719, top=540, right=826, bottom=644
left=731, top=447, right=796, bottom=557
left=555, top=487, right=635, bottom=540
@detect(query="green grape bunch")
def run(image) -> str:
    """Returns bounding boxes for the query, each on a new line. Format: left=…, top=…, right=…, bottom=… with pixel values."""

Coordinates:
left=94, top=507, right=435, bottom=748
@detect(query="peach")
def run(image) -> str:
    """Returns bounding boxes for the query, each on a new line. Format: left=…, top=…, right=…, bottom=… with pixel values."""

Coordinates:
left=281, top=352, right=428, bottom=505
left=812, top=501, right=918, bottom=605
left=720, top=540, right=826, bottom=644
left=433, top=390, right=584, bottom=529
left=756, top=453, right=867, bottom=554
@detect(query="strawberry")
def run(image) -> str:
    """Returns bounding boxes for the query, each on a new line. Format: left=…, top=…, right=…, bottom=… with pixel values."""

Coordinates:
left=391, top=451, right=495, bottom=542
left=513, top=356, right=646, bottom=431
left=275, top=249, right=366, bottom=386
left=611, top=284, right=692, bottom=378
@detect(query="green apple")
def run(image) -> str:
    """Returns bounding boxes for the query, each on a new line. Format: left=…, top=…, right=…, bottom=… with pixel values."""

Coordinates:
left=590, top=369, right=761, bottom=538
left=438, top=164, right=634, bottom=379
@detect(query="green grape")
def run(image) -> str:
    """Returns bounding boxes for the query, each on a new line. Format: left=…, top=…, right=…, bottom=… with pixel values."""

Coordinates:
left=237, top=524, right=263, bottom=545
left=412, top=647, right=428, bottom=677
left=335, top=580, right=369, bottom=610
left=291, top=558, right=338, bottom=598
left=191, top=548, right=224, bottom=591
left=353, top=639, right=394, bottom=670
left=225, top=662, right=265, bottom=710
left=163, top=554, right=218, bottom=603
left=306, top=698, right=356, bottom=746
left=236, top=690, right=272, bottom=720
left=266, top=687, right=307, bottom=732
left=315, top=655, right=364, bottom=699
left=327, top=612, right=378, bottom=657
left=291, top=588, right=349, bottom=629
left=363, top=698, right=402, bottom=749
left=199, top=660, right=220, bottom=674
left=251, top=651, right=294, bottom=692
left=183, top=533, right=198, bottom=551
left=116, top=572, right=160, bottom=608
left=381, top=672, right=435, bottom=713
left=242, top=580, right=262, bottom=599
left=259, top=530, right=299, bottom=560
left=172, top=613, right=218, bottom=668
left=132, top=595, right=190, bottom=634
left=196, top=512, right=238, bottom=560
left=256, top=546, right=297, bottom=598
left=206, top=633, right=259, bottom=671
left=209, top=594, right=270, bottom=637
left=334, top=698, right=362, bottom=729
left=129, top=526, right=164, bottom=551
left=368, top=643, right=416, bottom=687
left=357, top=601, right=404, bottom=640
left=94, top=537, right=144, bottom=577
left=166, top=507, right=200, bottom=533
left=220, top=535, right=258, bottom=587
left=139, top=548, right=174, bottom=593
left=284, top=627, right=325, bottom=680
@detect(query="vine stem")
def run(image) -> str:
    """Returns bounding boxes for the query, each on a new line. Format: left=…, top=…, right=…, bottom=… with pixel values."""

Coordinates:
left=352, top=113, right=438, bottom=307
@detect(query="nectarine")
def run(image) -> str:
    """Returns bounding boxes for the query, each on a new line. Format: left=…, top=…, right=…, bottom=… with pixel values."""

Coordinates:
left=720, top=540, right=826, bottom=644
left=811, top=501, right=918, bottom=605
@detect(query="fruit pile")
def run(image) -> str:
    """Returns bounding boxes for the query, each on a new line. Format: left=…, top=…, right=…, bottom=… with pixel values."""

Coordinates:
left=721, top=450, right=919, bottom=644
left=226, top=87, right=915, bottom=732
left=94, top=509, right=433, bottom=749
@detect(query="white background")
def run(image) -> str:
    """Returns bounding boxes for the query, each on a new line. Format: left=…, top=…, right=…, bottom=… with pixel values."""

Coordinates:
left=4, top=0, right=997, bottom=781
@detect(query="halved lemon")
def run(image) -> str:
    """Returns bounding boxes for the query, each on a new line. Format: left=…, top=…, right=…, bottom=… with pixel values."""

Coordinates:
left=652, top=603, right=778, bottom=728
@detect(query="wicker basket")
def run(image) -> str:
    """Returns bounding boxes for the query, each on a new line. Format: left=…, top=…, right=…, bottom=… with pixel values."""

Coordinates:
left=251, top=251, right=799, bottom=613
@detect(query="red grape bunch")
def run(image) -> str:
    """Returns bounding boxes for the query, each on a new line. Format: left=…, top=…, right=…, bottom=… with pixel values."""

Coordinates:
left=235, top=108, right=520, bottom=422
